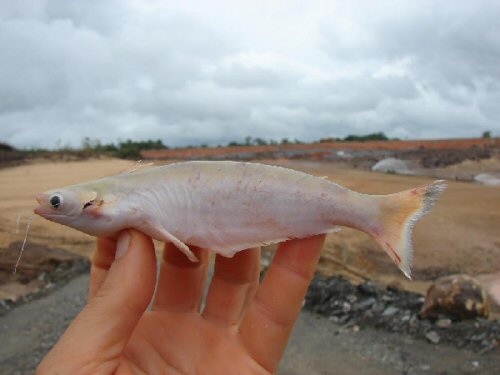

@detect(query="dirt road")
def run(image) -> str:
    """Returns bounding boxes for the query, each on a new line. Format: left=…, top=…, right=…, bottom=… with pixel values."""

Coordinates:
left=1, top=272, right=498, bottom=374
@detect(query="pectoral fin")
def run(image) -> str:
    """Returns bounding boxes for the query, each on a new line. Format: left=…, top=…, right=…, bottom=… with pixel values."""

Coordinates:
left=141, top=221, right=198, bottom=262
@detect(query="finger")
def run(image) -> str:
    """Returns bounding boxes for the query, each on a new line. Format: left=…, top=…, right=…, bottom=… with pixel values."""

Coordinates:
left=202, top=248, right=260, bottom=326
left=240, top=235, right=325, bottom=372
left=152, top=242, right=210, bottom=313
left=39, top=229, right=157, bottom=372
left=88, top=237, right=117, bottom=301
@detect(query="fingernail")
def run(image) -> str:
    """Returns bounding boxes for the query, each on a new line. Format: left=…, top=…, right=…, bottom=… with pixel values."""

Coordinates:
left=115, top=231, right=130, bottom=260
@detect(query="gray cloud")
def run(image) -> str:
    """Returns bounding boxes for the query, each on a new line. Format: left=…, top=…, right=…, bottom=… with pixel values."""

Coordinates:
left=0, top=0, right=499, bottom=149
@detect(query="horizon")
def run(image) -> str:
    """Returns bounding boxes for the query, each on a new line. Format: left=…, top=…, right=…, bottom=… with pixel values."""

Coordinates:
left=3, top=133, right=498, bottom=152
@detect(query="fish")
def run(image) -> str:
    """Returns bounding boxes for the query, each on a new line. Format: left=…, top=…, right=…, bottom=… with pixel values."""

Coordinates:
left=34, top=161, right=446, bottom=278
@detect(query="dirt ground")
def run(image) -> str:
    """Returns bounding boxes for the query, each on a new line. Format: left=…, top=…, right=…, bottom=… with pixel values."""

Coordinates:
left=2, top=273, right=498, bottom=375
left=142, top=137, right=499, bottom=159
left=0, top=158, right=499, bottom=306
left=1, top=157, right=499, bottom=372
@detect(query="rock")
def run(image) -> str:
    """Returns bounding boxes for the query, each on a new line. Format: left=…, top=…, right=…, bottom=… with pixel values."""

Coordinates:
left=382, top=306, right=400, bottom=317
left=401, top=311, right=411, bottom=322
left=372, top=158, right=409, bottom=174
left=304, top=274, right=500, bottom=352
left=259, top=248, right=276, bottom=280
left=478, top=340, right=498, bottom=354
left=371, top=302, right=385, bottom=314
left=357, top=282, right=377, bottom=296
left=354, top=297, right=376, bottom=311
left=470, top=333, right=486, bottom=342
left=339, top=315, right=351, bottom=324
left=346, top=294, right=357, bottom=303
left=462, top=360, right=481, bottom=372
left=420, top=364, right=431, bottom=371
left=474, top=173, right=500, bottom=186
left=260, top=249, right=274, bottom=269
left=329, top=316, right=340, bottom=323
left=420, top=274, right=490, bottom=320
left=381, top=294, right=394, bottom=302
left=342, top=302, right=351, bottom=313
left=436, top=318, right=452, bottom=328
left=425, top=331, right=440, bottom=344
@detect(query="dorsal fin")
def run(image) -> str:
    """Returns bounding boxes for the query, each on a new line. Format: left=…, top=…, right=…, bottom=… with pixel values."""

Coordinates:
left=118, top=160, right=154, bottom=175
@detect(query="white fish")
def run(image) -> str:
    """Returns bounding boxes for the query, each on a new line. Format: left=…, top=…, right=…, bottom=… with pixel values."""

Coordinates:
left=34, top=161, right=446, bottom=278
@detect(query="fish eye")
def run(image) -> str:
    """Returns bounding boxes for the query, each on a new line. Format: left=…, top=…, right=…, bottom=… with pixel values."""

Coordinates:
left=50, top=193, right=63, bottom=209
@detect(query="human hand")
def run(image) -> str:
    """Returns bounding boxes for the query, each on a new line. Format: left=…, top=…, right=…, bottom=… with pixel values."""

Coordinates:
left=37, top=229, right=326, bottom=374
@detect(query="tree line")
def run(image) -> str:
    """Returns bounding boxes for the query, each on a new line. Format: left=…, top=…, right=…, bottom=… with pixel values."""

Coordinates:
left=2, top=131, right=494, bottom=161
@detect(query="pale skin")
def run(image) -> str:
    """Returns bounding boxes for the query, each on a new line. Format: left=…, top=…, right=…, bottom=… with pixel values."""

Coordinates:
left=37, top=229, right=326, bottom=374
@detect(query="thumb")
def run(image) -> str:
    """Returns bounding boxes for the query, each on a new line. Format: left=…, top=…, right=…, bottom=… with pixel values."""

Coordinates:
left=39, top=229, right=157, bottom=373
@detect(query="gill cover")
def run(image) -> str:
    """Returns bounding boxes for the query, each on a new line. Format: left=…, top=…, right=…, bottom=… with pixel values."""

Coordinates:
left=79, top=190, right=99, bottom=208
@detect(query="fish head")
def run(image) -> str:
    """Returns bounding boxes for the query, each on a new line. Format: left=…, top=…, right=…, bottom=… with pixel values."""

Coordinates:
left=34, top=185, right=128, bottom=236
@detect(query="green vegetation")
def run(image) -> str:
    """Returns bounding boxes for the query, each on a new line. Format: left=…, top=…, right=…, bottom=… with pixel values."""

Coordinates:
left=343, top=132, right=389, bottom=142
left=225, top=137, right=303, bottom=147
left=320, top=132, right=392, bottom=142
left=0, top=138, right=169, bottom=166
left=114, top=139, right=168, bottom=159
left=0, top=141, right=27, bottom=168
left=0, top=142, right=15, bottom=152
left=80, top=138, right=168, bottom=159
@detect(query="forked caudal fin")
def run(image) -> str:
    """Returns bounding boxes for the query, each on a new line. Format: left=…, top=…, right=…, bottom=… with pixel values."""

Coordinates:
left=371, top=180, right=447, bottom=279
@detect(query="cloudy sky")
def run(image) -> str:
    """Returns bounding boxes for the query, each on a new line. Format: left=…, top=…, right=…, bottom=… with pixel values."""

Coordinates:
left=1, top=0, right=499, bottom=149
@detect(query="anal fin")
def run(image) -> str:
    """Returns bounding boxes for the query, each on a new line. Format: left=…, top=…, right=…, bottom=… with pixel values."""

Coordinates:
left=141, top=221, right=198, bottom=262
left=212, top=227, right=341, bottom=258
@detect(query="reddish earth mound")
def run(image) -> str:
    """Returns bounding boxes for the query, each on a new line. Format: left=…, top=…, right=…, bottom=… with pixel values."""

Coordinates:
left=142, top=138, right=500, bottom=160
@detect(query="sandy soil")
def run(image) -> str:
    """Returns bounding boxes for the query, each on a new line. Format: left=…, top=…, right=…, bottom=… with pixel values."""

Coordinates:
left=274, top=161, right=500, bottom=274
left=426, top=157, right=500, bottom=181
left=0, top=159, right=132, bottom=256
left=0, top=158, right=499, bottom=300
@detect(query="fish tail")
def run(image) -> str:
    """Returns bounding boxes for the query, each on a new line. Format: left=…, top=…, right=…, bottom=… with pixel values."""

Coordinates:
left=371, top=180, right=447, bottom=279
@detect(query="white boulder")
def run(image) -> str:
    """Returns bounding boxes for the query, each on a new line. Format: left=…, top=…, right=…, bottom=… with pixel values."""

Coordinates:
left=372, top=158, right=409, bottom=174
left=474, top=173, right=500, bottom=186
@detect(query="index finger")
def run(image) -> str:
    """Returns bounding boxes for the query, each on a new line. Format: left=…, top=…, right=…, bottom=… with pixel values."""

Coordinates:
left=87, top=236, right=117, bottom=301
left=239, top=234, right=326, bottom=372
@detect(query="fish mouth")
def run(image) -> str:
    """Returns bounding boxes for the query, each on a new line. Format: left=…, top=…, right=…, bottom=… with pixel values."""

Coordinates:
left=33, top=208, right=67, bottom=221
left=34, top=193, right=49, bottom=218
left=34, top=206, right=50, bottom=218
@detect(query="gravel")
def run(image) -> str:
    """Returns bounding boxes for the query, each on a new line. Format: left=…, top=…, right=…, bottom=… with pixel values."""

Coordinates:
left=304, top=275, right=500, bottom=353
